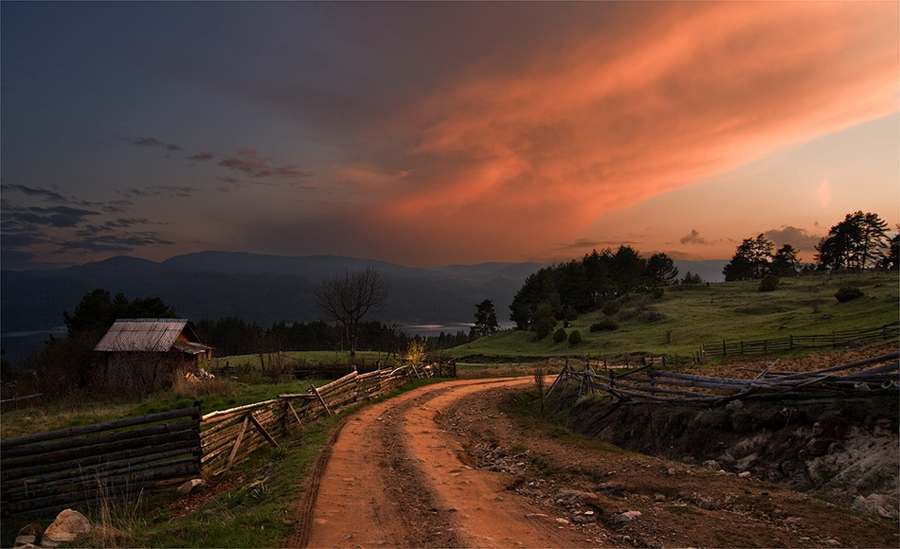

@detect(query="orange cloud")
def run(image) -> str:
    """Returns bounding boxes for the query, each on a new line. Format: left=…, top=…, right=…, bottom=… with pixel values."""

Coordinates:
left=341, top=2, right=897, bottom=263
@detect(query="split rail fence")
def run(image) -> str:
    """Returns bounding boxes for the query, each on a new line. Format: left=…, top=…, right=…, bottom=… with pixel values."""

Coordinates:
left=701, top=323, right=899, bottom=358
left=547, top=352, right=900, bottom=406
left=1, top=366, right=412, bottom=516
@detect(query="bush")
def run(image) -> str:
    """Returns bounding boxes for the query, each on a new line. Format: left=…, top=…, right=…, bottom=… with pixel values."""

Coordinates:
left=568, top=330, right=582, bottom=345
left=645, top=310, right=666, bottom=322
left=834, top=285, right=864, bottom=302
left=651, top=287, right=665, bottom=300
left=759, top=274, right=779, bottom=292
left=553, top=328, right=568, bottom=343
left=590, top=319, right=619, bottom=332
left=602, top=301, right=621, bottom=316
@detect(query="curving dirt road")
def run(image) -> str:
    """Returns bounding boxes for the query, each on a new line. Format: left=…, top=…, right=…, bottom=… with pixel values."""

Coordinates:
left=292, top=377, right=897, bottom=549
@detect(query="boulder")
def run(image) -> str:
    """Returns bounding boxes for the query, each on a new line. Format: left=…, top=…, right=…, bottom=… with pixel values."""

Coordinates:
left=613, top=510, right=642, bottom=524
left=178, top=478, right=205, bottom=495
left=41, top=509, right=91, bottom=547
left=553, top=490, right=601, bottom=508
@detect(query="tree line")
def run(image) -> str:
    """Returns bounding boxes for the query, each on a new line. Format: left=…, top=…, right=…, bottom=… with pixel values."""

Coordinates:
left=508, top=246, right=686, bottom=337
left=724, top=211, right=898, bottom=281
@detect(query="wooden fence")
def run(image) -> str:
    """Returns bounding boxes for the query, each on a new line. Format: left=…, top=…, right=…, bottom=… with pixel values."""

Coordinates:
left=0, top=365, right=419, bottom=515
left=201, top=367, right=410, bottom=476
left=547, top=352, right=900, bottom=405
left=1, top=406, right=201, bottom=516
left=702, top=323, right=899, bottom=358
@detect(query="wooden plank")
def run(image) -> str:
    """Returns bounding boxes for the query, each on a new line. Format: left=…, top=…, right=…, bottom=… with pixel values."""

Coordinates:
left=1, top=407, right=199, bottom=449
left=1, top=427, right=198, bottom=470
left=1, top=420, right=197, bottom=459
left=286, top=400, right=303, bottom=428
left=310, top=385, right=333, bottom=417
left=1, top=439, right=198, bottom=482
left=201, top=399, right=279, bottom=422
left=248, top=413, right=279, bottom=448
left=4, top=457, right=199, bottom=499
left=2, top=446, right=198, bottom=485
left=225, top=415, right=250, bottom=470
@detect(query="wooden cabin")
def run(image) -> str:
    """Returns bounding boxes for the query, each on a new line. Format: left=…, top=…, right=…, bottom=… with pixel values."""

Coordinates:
left=94, top=319, right=213, bottom=395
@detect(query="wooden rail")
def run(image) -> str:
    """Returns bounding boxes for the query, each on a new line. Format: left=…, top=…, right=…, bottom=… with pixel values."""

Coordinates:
left=200, top=367, right=410, bottom=476
left=1, top=406, right=201, bottom=516
left=0, top=366, right=415, bottom=515
left=554, top=352, right=899, bottom=405
left=702, top=323, right=899, bottom=358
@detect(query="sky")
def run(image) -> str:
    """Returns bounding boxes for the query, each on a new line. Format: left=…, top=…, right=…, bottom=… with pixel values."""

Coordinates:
left=2, top=1, right=898, bottom=271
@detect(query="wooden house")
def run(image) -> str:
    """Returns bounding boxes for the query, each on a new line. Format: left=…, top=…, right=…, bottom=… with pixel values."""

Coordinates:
left=94, top=319, right=213, bottom=394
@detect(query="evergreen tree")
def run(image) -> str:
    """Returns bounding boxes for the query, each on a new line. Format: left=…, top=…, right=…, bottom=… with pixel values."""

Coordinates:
left=723, top=234, right=774, bottom=281
left=816, top=211, right=889, bottom=270
left=473, top=299, right=500, bottom=337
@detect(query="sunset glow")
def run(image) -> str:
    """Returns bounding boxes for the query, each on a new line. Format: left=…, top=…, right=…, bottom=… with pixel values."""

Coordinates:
left=2, top=2, right=897, bottom=269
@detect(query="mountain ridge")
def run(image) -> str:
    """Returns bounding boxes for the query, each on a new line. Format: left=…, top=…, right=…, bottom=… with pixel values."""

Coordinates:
left=2, top=252, right=727, bottom=337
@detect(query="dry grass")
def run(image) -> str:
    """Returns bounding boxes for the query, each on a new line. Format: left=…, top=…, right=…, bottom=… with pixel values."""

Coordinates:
left=172, top=370, right=235, bottom=399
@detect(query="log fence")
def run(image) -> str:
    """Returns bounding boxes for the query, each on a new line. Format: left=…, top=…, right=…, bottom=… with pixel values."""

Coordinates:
left=551, top=351, right=900, bottom=406
left=1, top=365, right=416, bottom=515
left=1, top=406, right=201, bottom=516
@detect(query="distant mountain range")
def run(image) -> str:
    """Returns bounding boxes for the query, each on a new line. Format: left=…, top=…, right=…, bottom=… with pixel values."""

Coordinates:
left=1, top=251, right=727, bottom=341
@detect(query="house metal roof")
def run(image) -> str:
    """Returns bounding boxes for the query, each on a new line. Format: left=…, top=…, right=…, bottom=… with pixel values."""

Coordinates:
left=94, top=319, right=211, bottom=353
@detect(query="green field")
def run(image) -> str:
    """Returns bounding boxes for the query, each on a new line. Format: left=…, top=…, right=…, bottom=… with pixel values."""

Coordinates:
left=449, top=271, right=899, bottom=360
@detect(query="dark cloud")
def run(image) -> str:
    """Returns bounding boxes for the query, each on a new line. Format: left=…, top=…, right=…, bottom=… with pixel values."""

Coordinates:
left=0, top=183, right=69, bottom=203
left=119, top=185, right=199, bottom=198
left=1, top=203, right=100, bottom=228
left=680, top=229, right=708, bottom=245
left=189, top=151, right=215, bottom=161
left=764, top=226, right=823, bottom=251
left=557, top=238, right=604, bottom=250
left=219, top=147, right=313, bottom=178
left=75, top=218, right=163, bottom=237
left=132, top=137, right=183, bottom=151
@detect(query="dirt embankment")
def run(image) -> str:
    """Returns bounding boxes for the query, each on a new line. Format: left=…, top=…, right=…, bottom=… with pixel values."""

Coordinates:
left=548, top=346, right=900, bottom=520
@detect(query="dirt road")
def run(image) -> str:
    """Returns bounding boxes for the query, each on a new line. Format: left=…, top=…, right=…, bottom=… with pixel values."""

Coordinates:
left=293, top=377, right=897, bottom=548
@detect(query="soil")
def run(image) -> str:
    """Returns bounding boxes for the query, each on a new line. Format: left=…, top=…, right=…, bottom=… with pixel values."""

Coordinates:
left=290, top=358, right=899, bottom=548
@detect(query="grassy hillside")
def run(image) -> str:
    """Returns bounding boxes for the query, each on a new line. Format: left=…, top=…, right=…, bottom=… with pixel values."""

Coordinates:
left=449, top=271, right=899, bottom=360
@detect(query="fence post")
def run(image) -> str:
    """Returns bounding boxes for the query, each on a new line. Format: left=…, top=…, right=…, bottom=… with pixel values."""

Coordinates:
left=722, top=339, right=726, bottom=356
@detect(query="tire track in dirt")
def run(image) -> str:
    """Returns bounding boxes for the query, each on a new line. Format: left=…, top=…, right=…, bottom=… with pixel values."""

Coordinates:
left=297, top=378, right=598, bottom=549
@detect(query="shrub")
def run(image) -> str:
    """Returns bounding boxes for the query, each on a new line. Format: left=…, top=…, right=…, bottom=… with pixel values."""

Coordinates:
left=651, top=287, right=665, bottom=300
left=568, top=330, right=582, bottom=345
left=553, top=328, right=568, bottom=343
left=759, top=274, right=779, bottom=292
left=602, top=301, right=621, bottom=316
left=645, top=310, right=666, bottom=322
left=834, top=285, right=864, bottom=302
left=590, top=319, right=619, bottom=332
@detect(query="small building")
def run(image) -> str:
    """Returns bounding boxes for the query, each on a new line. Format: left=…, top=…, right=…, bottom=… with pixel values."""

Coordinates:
left=94, top=318, right=214, bottom=395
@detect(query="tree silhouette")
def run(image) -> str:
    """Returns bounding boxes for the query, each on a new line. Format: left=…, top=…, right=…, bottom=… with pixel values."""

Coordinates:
left=315, top=268, right=389, bottom=356
left=473, top=299, right=499, bottom=338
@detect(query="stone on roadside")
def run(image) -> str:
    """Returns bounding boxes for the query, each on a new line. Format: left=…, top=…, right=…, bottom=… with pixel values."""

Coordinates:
left=738, top=471, right=752, bottom=478
left=14, top=524, right=41, bottom=547
left=41, top=509, right=91, bottom=547
left=614, top=510, right=642, bottom=524
left=554, top=490, right=601, bottom=508
left=177, top=478, right=205, bottom=495
left=703, top=460, right=720, bottom=471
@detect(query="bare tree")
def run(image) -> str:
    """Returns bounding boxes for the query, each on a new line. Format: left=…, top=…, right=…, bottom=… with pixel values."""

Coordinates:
left=315, top=268, right=389, bottom=356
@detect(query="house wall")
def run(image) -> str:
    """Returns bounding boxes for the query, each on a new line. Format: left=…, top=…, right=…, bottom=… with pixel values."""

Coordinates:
left=101, top=351, right=199, bottom=395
